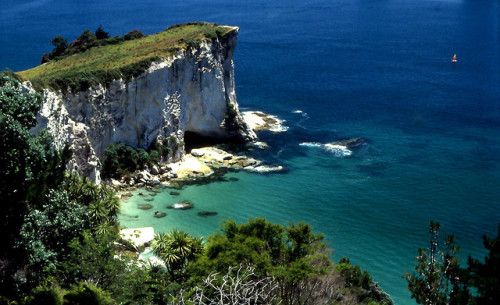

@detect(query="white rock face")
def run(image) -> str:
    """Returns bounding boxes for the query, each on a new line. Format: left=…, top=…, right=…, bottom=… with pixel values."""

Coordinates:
left=30, top=27, right=255, bottom=183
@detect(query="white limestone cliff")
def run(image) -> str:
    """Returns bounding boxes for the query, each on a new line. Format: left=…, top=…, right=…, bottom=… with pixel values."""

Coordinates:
left=30, top=27, right=256, bottom=184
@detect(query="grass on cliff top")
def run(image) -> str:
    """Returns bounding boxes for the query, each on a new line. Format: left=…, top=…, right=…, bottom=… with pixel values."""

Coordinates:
left=17, top=22, right=235, bottom=92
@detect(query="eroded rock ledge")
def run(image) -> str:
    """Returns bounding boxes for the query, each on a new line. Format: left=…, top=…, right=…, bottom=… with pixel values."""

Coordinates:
left=111, top=145, right=285, bottom=193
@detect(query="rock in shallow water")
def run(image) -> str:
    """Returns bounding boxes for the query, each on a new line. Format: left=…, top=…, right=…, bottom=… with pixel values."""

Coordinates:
left=138, top=203, right=153, bottom=210
left=330, top=137, right=366, bottom=148
left=198, top=211, right=218, bottom=216
left=167, top=201, right=193, bottom=210
left=153, top=212, right=166, bottom=218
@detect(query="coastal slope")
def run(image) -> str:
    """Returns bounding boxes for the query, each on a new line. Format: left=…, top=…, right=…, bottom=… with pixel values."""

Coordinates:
left=20, top=23, right=256, bottom=183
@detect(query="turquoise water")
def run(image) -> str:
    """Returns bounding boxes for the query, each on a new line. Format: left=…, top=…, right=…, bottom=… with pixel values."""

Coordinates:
left=2, top=0, right=500, bottom=303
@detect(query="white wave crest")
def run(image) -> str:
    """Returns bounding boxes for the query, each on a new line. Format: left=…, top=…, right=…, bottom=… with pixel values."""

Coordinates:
left=299, top=142, right=323, bottom=148
left=245, top=165, right=284, bottom=173
left=292, top=110, right=303, bottom=114
left=323, top=144, right=352, bottom=157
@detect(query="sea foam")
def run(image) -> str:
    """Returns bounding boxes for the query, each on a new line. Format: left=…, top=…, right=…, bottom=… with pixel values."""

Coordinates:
left=299, top=142, right=323, bottom=147
left=323, top=144, right=352, bottom=157
left=299, top=142, right=352, bottom=157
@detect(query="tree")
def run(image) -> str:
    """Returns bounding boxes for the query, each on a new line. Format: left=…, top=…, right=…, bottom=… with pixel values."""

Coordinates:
left=95, top=25, right=109, bottom=40
left=50, top=36, right=67, bottom=57
left=76, top=29, right=97, bottom=44
left=17, top=189, right=90, bottom=285
left=467, top=224, right=500, bottom=305
left=0, top=73, right=42, bottom=257
left=151, top=230, right=204, bottom=282
left=405, top=221, right=471, bottom=305
left=189, top=219, right=326, bottom=305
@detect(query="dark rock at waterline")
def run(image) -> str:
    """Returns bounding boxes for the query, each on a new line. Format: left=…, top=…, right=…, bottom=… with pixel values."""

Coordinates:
left=154, top=212, right=166, bottom=218
left=198, top=211, right=218, bottom=217
left=138, top=192, right=145, bottom=196
left=167, top=201, right=193, bottom=210
left=229, top=177, right=239, bottom=181
left=331, top=137, right=366, bottom=148
left=144, top=198, right=154, bottom=202
left=170, top=191, right=180, bottom=196
left=138, top=203, right=153, bottom=210
left=149, top=192, right=157, bottom=196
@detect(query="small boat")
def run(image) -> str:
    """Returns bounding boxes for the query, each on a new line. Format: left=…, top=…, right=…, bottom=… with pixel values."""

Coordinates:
left=452, top=54, right=457, bottom=63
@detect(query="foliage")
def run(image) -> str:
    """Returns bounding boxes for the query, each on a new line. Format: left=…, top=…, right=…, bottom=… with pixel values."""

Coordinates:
left=188, top=218, right=325, bottom=304
left=63, top=282, right=115, bottom=305
left=406, top=221, right=471, bottom=305
left=0, top=73, right=43, bottom=256
left=17, top=189, right=90, bottom=285
left=62, top=174, right=120, bottom=234
left=185, top=218, right=391, bottom=305
left=25, top=285, right=65, bottom=305
left=124, top=30, right=144, bottom=40
left=101, top=143, right=152, bottom=178
left=95, top=25, right=110, bottom=40
left=19, top=23, right=234, bottom=91
left=59, top=231, right=150, bottom=304
left=101, top=141, right=169, bottom=179
left=467, top=224, right=500, bottom=305
left=152, top=230, right=204, bottom=282
left=336, top=258, right=394, bottom=304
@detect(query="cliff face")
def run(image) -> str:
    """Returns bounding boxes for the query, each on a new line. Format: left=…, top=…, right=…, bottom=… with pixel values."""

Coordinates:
left=30, top=27, right=256, bottom=184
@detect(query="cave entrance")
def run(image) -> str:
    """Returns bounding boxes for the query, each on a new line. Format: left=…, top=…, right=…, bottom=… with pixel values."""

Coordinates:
left=184, top=131, right=226, bottom=153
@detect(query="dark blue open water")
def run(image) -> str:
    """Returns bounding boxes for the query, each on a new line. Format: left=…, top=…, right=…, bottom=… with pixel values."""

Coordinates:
left=2, top=1, right=500, bottom=303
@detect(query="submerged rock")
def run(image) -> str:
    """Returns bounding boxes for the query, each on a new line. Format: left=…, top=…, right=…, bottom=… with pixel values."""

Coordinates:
left=138, top=204, right=153, bottom=210
left=144, top=198, right=154, bottom=202
left=167, top=201, right=193, bottom=210
left=170, top=191, right=180, bottom=196
left=330, top=137, right=366, bottom=148
left=153, top=211, right=166, bottom=218
left=198, top=211, right=218, bottom=217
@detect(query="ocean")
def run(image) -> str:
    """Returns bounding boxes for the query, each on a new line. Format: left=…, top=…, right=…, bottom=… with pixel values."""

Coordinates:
left=2, top=0, right=499, bottom=303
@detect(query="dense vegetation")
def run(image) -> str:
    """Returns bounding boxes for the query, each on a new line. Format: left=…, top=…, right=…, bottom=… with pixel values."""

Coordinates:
left=0, top=72, right=124, bottom=303
left=2, top=71, right=498, bottom=304
left=405, top=221, right=500, bottom=305
left=1, top=71, right=393, bottom=304
left=101, top=136, right=179, bottom=179
left=17, top=22, right=234, bottom=92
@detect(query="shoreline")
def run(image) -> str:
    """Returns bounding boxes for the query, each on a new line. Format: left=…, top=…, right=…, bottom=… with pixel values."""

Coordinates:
left=112, top=111, right=288, bottom=196
left=117, top=110, right=288, bottom=265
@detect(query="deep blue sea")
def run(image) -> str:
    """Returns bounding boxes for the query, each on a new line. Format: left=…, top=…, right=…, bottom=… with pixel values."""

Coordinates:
left=2, top=1, right=499, bottom=303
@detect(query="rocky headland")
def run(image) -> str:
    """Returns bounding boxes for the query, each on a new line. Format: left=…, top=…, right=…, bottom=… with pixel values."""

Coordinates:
left=22, top=23, right=257, bottom=184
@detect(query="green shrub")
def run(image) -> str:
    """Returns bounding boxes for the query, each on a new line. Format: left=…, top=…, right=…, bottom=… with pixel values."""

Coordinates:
left=204, top=31, right=217, bottom=40
left=185, top=39, right=201, bottom=50
left=64, top=283, right=114, bottom=305
left=102, top=143, right=162, bottom=179
left=124, top=30, right=144, bottom=41
left=26, top=285, right=64, bottom=305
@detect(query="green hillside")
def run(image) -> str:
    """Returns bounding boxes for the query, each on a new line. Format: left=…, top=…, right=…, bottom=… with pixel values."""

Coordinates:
left=17, top=22, right=235, bottom=92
